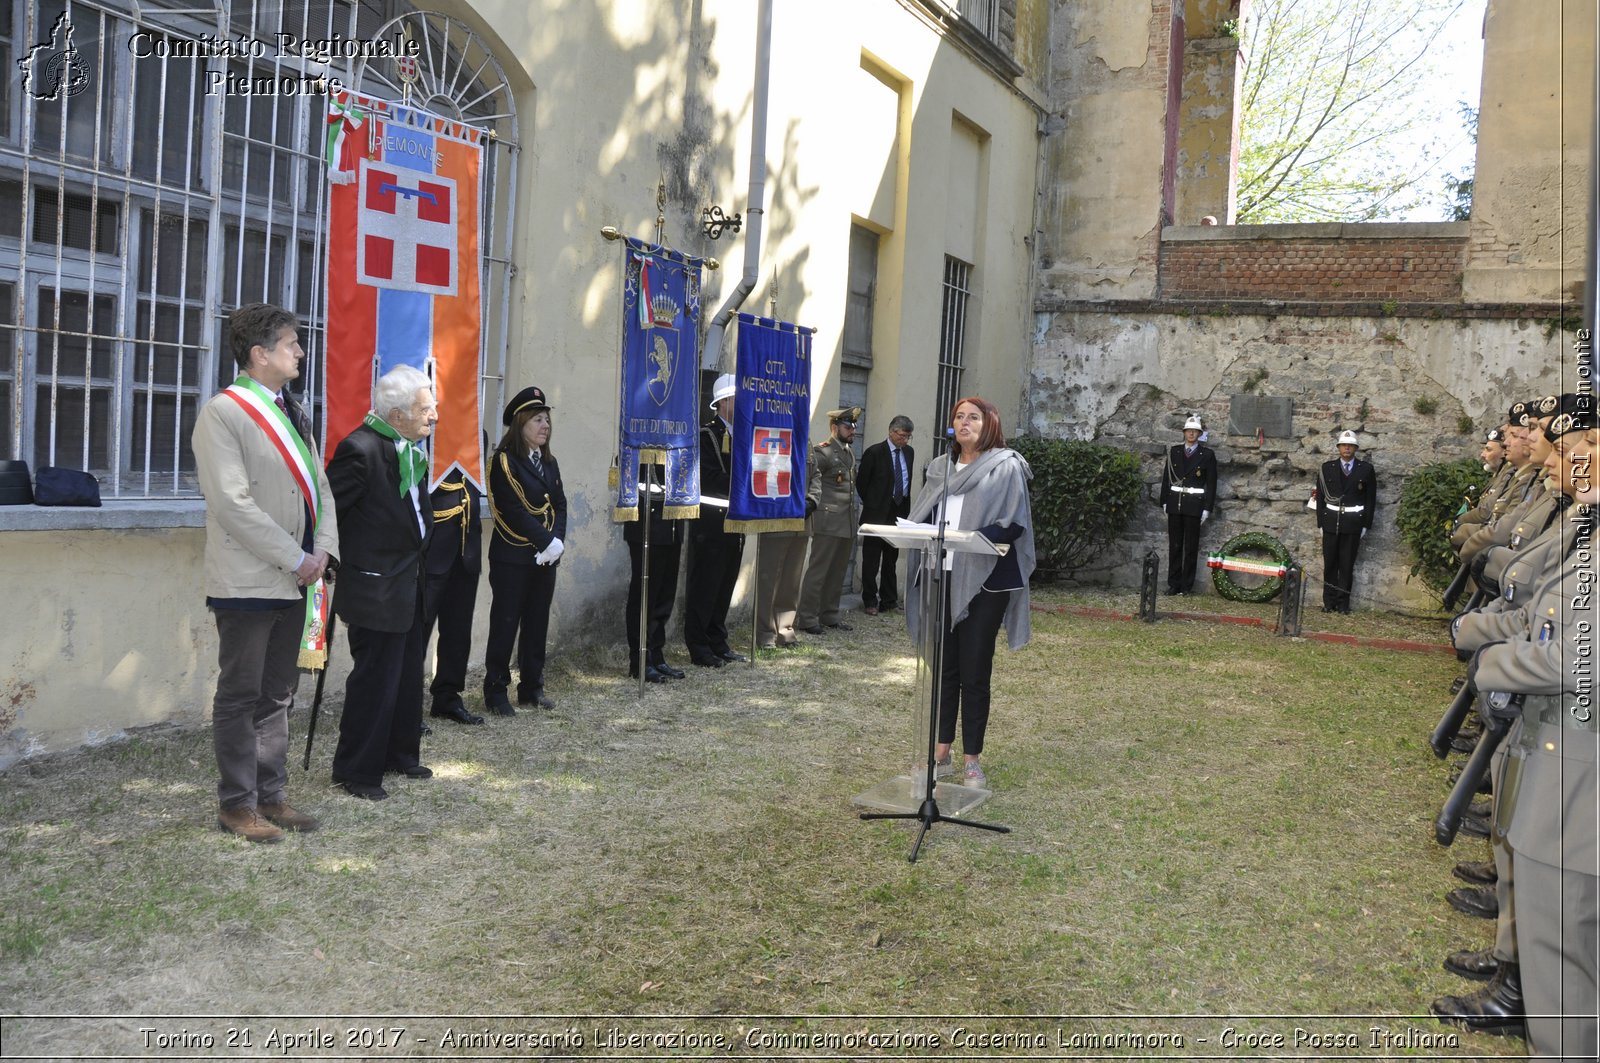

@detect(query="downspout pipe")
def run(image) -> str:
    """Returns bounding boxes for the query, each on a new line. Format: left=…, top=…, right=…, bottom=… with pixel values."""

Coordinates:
left=701, top=0, right=773, bottom=369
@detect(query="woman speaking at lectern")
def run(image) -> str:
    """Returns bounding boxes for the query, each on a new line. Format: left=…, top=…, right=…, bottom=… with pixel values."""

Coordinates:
left=905, top=396, right=1036, bottom=791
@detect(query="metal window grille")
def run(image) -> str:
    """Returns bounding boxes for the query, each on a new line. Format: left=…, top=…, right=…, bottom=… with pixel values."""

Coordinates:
left=2, top=0, right=519, bottom=498
left=934, top=255, right=971, bottom=437
left=935, top=0, right=999, bottom=44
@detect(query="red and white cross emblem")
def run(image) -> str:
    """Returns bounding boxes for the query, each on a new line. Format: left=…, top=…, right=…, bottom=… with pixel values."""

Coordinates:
left=751, top=427, right=792, bottom=498
left=356, top=157, right=458, bottom=296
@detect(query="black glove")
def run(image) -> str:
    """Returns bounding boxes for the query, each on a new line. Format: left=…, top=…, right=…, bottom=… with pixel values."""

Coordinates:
left=805, top=497, right=817, bottom=517
left=1477, top=688, right=1524, bottom=727
left=1466, top=640, right=1500, bottom=690
left=1470, top=551, right=1500, bottom=597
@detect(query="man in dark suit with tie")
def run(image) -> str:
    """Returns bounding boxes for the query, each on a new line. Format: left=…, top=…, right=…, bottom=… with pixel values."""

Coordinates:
left=327, top=365, right=439, bottom=800
left=1160, top=413, right=1218, bottom=595
left=1315, top=429, right=1378, bottom=613
left=855, top=415, right=915, bottom=615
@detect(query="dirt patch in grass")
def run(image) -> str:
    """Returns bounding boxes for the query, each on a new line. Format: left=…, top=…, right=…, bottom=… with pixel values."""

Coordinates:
left=0, top=604, right=1514, bottom=1056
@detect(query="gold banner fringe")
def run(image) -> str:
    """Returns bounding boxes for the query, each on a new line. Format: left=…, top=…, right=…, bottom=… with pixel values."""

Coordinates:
left=725, top=518, right=807, bottom=534
left=663, top=505, right=700, bottom=520
left=297, top=648, right=327, bottom=670
left=613, top=506, right=640, bottom=522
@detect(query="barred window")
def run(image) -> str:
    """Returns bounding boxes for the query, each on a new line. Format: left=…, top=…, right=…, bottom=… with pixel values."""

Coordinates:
left=934, top=255, right=972, bottom=435
left=2, top=0, right=519, bottom=499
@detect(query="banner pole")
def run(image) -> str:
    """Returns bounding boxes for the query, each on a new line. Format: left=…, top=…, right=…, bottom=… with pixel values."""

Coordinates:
left=637, top=460, right=653, bottom=695
left=749, top=532, right=761, bottom=664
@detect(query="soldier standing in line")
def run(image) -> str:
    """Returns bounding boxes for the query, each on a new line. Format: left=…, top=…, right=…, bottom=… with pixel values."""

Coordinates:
left=1314, top=429, right=1377, bottom=613
left=798, top=406, right=861, bottom=635
left=1159, top=413, right=1218, bottom=596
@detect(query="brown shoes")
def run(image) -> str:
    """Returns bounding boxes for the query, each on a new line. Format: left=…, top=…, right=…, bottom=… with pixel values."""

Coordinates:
left=217, top=806, right=285, bottom=844
left=258, top=801, right=320, bottom=833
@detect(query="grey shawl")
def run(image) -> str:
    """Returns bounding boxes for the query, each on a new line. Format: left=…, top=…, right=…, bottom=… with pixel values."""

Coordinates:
left=904, top=447, right=1036, bottom=650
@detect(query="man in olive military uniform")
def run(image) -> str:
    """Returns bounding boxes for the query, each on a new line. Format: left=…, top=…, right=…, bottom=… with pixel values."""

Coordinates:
left=798, top=406, right=860, bottom=634
left=1434, top=397, right=1598, bottom=1056
left=1160, top=413, right=1218, bottom=595
left=1315, top=429, right=1377, bottom=613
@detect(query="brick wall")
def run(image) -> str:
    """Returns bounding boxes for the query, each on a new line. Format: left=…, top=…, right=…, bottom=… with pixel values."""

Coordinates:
left=1159, top=222, right=1468, bottom=301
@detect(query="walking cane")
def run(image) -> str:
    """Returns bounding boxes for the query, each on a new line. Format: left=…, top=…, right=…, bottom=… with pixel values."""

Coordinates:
left=302, top=594, right=338, bottom=772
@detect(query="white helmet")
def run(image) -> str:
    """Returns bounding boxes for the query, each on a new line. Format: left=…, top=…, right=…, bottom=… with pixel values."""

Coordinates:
left=1183, top=414, right=1203, bottom=431
left=709, top=373, right=736, bottom=408
left=1336, top=430, right=1358, bottom=446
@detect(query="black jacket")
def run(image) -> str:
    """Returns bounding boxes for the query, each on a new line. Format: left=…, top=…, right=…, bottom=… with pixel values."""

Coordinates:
left=1317, top=457, right=1377, bottom=534
left=1161, top=443, right=1217, bottom=516
left=857, top=438, right=915, bottom=526
left=425, top=467, right=483, bottom=577
left=327, top=424, right=431, bottom=632
left=487, top=447, right=567, bottom=566
left=695, top=418, right=734, bottom=530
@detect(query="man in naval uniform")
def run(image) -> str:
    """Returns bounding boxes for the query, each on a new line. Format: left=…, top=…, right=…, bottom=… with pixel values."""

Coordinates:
left=1314, top=429, right=1377, bottom=613
left=684, top=373, right=749, bottom=668
left=1159, top=413, right=1218, bottom=595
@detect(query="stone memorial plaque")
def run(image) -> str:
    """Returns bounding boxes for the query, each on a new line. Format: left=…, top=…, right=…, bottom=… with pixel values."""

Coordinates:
left=1227, top=394, right=1294, bottom=437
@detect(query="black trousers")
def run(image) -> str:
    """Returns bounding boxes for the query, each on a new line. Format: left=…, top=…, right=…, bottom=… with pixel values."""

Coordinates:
left=860, top=536, right=900, bottom=609
left=937, top=587, right=1010, bottom=756
left=421, top=555, right=479, bottom=703
left=627, top=538, right=681, bottom=666
left=1321, top=530, right=1362, bottom=610
left=684, top=522, right=743, bottom=659
left=485, top=561, right=557, bottom=697
left=334, top=594, right=427, bottom=786
left=1166, top=511, right=1203, bottom=592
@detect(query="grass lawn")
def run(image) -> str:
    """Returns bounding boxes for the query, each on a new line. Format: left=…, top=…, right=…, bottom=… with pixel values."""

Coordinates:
left=0, top=589, right=1520, bottom=1058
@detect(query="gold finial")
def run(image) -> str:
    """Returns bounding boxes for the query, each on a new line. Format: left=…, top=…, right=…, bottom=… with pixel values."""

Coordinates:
left=600, top=226, right=623, bottom=241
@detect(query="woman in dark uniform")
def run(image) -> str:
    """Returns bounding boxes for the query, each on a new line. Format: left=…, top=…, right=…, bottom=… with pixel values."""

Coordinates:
left=484, top=386, right=566, bottom=715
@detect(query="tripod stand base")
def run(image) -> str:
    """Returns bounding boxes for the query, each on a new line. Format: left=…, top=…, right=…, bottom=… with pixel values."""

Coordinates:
left=851, top=773, right=994, bottom=817
left=858, top=790, right=1012, bottom=862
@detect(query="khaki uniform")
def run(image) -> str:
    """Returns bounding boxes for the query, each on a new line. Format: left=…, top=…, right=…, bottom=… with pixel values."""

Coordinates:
left=1450, top=461, right=1515, bottom=548
left=1472, top=508, right=1598, bottom=1060
left=1460, top=463, right=1542, bottom=561
left=798, top=435, right=857, bottom=628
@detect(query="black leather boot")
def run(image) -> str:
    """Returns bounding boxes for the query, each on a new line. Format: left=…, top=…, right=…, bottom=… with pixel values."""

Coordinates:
left=1443, top=946, right=1500, bottom=981
left=1430, top=963, right=1525, bottom=1036
left=483, top=685, right=516, bottom=716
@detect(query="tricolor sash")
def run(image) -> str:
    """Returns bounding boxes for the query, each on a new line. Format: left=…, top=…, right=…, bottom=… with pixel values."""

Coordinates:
left=220, top=376, right=331, bottom=669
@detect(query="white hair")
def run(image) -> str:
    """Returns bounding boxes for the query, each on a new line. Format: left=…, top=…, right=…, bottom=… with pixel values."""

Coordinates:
left=374, top=365, right=432, bottom=420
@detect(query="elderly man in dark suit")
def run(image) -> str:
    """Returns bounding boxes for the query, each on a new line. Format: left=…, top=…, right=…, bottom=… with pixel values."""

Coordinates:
left=855, top=414, right=914, bottom=615
left=1315, top=429, right=1378, bottom=613
left=328, top=364, right=438, bottom=800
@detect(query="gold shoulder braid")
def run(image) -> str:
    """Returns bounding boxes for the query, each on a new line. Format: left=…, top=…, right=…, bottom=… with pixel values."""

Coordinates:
left=489, top=451, right=555, bottom=547
left=432, top=479, right=471, bottom=556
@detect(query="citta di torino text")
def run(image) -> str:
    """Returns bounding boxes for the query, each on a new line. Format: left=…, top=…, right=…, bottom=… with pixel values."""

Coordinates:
left=129, top=31, right=419, bottom=65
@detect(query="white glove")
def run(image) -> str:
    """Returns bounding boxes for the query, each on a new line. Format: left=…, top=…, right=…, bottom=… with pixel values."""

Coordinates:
left=1201, top=510, right=1210, bottom=524
left=1161, top=504, right=1168, bottom=515
left=1360, top=527, right=1368, bottom=539
left=539, top=537, right=565, bottom=565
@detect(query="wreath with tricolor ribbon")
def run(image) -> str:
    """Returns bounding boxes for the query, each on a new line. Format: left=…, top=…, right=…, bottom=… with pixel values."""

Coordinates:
left=1208, top=532, right=1294, bottom=603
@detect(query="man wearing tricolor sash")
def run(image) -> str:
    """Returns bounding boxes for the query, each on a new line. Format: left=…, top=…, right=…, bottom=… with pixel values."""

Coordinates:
left=193, top=304, right=339, bottom=844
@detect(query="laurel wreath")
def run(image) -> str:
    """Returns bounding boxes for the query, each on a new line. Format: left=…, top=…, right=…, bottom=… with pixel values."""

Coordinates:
left=1210, top=531, right=1294, bottom=603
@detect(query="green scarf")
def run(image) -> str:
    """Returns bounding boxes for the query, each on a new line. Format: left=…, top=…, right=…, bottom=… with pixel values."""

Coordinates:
left=363, top=412, right=427, bottom=497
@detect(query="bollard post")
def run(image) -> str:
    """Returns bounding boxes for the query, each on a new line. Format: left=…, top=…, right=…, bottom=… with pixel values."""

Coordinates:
left=1138, top=549, right=1160, bottom=622
left=1278, top=564, right=1302, bottom=636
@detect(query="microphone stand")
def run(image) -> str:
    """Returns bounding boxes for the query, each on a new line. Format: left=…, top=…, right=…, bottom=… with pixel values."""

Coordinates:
left=860, top=429, right=1010, bottom=862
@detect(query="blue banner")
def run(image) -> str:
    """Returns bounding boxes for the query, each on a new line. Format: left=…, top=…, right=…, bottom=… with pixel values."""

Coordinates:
left=616, top=236, right=702, bottom=521
left=726, top=314, right=811, bottom=533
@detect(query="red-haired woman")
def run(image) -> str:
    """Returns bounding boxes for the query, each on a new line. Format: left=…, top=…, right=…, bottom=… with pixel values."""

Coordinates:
left=905, top=396, right=1036, bottom=789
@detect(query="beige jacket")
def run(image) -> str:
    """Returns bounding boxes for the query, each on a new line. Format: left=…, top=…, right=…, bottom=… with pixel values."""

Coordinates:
left=192, top=389, right=340, bottom=600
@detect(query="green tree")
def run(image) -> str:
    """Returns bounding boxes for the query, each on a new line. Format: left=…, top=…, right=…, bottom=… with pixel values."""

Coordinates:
left=1237, top=0, right=1473, bottom=223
